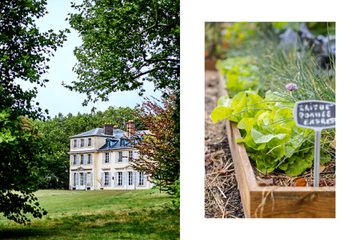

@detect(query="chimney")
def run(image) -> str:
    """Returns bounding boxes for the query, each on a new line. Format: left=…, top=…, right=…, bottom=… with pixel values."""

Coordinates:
left=126, top=120, right=136, bottom=136
left=104, top=124, right=113, bottom=135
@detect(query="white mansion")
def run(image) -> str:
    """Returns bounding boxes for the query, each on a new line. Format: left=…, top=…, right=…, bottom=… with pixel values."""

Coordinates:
left=69, top=121, right=152, bottom=190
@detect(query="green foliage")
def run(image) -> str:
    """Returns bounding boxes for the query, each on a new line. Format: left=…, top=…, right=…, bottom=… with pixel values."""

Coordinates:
left=0, top=189, right=179, bottom=240
left=33, top=106, right=141, bottom=189
left=0, top=0, right=67, bottom=224
left=306, top=22, right=335, bottom=36
left=211, top=91, right=332, bottom=176
left=271, top=22, right=301, bottom=32
left=0, top=0, right=68, bottom=119
left=168, top=179, right=180, bottom=211
left=66, top=0, right=180, bottom=105
left=217, top=56, right=260, bottom=97
left=0, top=113, right=49, bottom=223
left=205, top=22, right=264, bottom=59
left=271, top=22, right=335, bottom=36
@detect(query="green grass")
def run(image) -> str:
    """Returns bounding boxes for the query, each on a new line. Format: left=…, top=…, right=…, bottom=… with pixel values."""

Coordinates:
left=0, top=189, right=179, bottom=240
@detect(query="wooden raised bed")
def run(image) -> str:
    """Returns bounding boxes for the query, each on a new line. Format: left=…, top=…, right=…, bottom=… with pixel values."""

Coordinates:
left=226, top=121, right=336, bottom=218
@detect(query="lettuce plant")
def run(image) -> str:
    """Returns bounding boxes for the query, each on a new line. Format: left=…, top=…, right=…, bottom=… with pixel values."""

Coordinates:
left=216, top=56, right=260, bottom=97
left=211, top=91, right=331, bottom=176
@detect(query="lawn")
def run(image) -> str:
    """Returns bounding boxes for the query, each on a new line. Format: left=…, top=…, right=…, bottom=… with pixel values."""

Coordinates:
left=0, top=189, right=179, bottom=240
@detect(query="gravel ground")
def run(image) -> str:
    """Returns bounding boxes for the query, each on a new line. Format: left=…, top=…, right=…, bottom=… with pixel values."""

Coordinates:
left=204, top=70, right=244, bottom=218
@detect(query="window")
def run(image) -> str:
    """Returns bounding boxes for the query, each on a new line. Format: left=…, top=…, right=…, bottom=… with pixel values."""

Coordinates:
left=80, top=139, right=84, bottom=147
left=72, top=155, right=77, bottom=165
left=80, top=154, right=84, bottom=165
left=105, top=153, right=110, bottom=163
left=87, top=154, right=92, bottom=164
left=129, top=151, right=133, bottom=162
left=104, top=172, right=110, bottom=186
left=128, top=172, right=133, bottom=185
left=87, top=172, right=92, bottom=186
left=139, top=172, right=144, bottom=186
left=88, top=138, right=92, bottom=146
left=73, top=173, right=77, bottom=186
left=80, top=172, right=84, bottom=185
left=117, top=172, right=123, bottom=186
left=118, top=152, right=123, bottom=162
left=73, top=139, right=77, bottom=148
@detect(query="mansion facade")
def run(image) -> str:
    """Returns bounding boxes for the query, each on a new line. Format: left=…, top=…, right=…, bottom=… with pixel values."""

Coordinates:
left=69, top=122, right=152, bottom=190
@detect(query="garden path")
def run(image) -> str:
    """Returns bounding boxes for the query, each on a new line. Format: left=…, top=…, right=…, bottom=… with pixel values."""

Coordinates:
left=205, top=70, right=244, bottom=218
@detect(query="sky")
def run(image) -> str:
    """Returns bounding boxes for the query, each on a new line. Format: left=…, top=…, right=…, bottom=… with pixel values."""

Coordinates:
left=23, top=0, right=161, bottom=117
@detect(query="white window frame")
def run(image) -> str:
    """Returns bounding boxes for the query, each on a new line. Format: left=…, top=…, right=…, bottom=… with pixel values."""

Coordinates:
left=139, top=172, right=144, bottom=186
left=104, top=172, right=110, bottom=186
left=80, top=172, right=84, bottom=186
left=73, top=172, right=77, bottom=186
left=128, top=172, right=133, bottom=186
left=105, top=152, right=110, bottom=163
left=87, top=154, right=92, bottom=164
left=73, top=139, right=77, bottom=148
left=80, top=154, right=84, bottom=165
left=117, top=172, right=123, bottom=186
left=86, top=172, right=92, bottom=186
left=88, top=138, right=92, bottom=147
left=80, top=139, right=84, bottom=147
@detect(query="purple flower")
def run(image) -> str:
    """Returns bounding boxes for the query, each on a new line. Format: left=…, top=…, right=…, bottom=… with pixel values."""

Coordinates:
left=285, top=83, right=298, bottom=91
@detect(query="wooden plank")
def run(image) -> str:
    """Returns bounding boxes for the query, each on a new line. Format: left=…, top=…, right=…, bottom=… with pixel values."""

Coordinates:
left=226, top=120, right=251, bottom=217
left=250, top=188, right=335, bottom=218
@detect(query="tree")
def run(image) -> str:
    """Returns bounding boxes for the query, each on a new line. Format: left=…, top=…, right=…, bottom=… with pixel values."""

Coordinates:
left=66, top=0, right=180, bottom=105
left=0, top=112, right=50, bottom=223
left=132, top=95, right=179, bottom=194
left=0, top=0, right=67, bottom=223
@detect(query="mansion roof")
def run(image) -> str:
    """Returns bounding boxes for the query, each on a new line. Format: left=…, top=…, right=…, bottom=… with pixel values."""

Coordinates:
left=70, top=127, right=149, bottom=151
left=70, top=128, right=123, bottom=138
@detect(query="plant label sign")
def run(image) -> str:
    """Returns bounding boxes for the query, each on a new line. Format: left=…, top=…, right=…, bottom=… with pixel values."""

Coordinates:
left=293, top=100, right=335, bottom=187
left=293, top=100, right=335, bottom=130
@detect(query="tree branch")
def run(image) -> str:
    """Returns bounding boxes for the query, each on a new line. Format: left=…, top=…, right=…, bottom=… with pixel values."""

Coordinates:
left=144, top=58, right=180, bottom=63
left=132, top=66, right=179, bottom=80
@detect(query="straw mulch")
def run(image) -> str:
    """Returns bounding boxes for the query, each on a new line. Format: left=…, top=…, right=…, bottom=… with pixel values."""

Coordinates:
left=205, top=71, right=244, bottom=218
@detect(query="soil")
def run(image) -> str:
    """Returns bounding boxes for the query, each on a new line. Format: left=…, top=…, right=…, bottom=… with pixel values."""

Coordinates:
left=253, top=160, right=336, bottom=187
left=205, top=70, right=244, bottom=218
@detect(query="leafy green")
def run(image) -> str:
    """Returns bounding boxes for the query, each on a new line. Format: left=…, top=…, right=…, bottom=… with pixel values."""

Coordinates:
left=211, top=91, right=332, bottom=176
left=217, top=56, right=260, bottom=97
